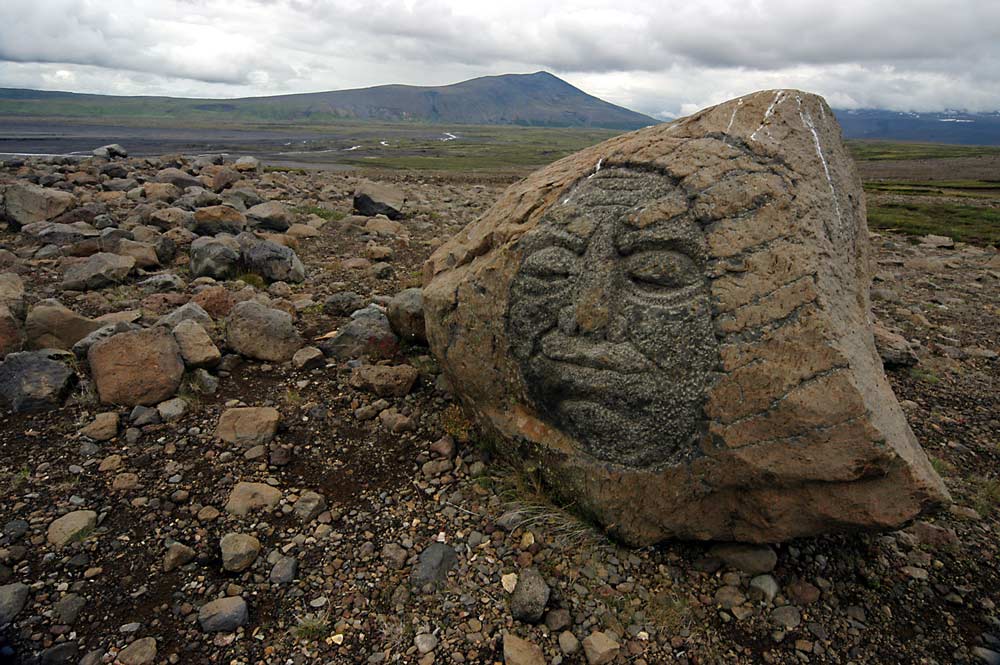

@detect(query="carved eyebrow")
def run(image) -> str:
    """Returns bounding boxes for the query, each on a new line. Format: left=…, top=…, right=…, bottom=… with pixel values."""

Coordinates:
left=522, top=228, right=588, bottom=254
left=615, top=226, right=705, bottom=260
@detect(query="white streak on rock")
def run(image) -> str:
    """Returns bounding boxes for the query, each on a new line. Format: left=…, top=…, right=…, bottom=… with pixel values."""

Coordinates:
left=750, top=91, right=785, bottom=142
left=726, top=98, right=744, bottom=134
left=797, top=96, right=842, bottom=224
left=587, top=157, right=604, bottom=179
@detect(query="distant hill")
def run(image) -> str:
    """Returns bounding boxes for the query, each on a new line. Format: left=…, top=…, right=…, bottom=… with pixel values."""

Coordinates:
left=0, top=72, right=657, bottom=130
left=835, top=108, right=1000, bottom=145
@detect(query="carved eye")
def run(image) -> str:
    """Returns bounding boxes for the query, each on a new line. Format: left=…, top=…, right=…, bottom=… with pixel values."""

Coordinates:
left=521, top=246, right=579, bottom=282
left=625, top=250, right=701, bottom=290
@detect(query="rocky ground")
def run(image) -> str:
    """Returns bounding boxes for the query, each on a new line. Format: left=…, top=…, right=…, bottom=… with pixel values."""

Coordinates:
left=0, top=151, right=997, bottom=665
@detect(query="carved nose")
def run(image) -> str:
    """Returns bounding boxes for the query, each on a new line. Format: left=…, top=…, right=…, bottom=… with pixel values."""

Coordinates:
left=574, top=284, right=611, bottom=334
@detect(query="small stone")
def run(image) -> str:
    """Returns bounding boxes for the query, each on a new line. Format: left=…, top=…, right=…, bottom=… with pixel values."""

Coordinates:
left=503, top=632, right=546, bottom=665
left=770, top=605, right=802, bottom=630
left=545, top=608, right=571, bottom=631
left=411, top=542, right=457, bottom=587
left=198, top=596, right=248, bottom=632
left=79, top=412, right=119, bottom=441
left=269, top=556, right=298, bottom=585
left=292, top=346, right=325, bottom=369
left=715, top=585, right=746, bottom=610
left=414, top=633, right=438, bottom=654
left=510, top=568, right=550, bottom=623
left=225, top=482, right=281, bottom=516
left=216, top=407, right=280, bottom=446
left=0, top=582, right=30, bottom=625
left=294, top=491, right=327, bottom=522
left=117, top=637, right=157, bottom=665
left=156, top=397, right=189, bottom=422
left=47, top=510, right=97, bottom=548
left=220, top=533, right=261, bottom=572
left=559, top=631, right=581, bottom=655
left=582, top=631, right=620, bottom=665
left=163, top=543, right=196, bottom=572
left=53, top=593, right=86, bottom=624
left=749, top=574, right=780, bottom=603
left=708, top=543, right=778, bottom=575
left=381, top=543, right=408, bottom=569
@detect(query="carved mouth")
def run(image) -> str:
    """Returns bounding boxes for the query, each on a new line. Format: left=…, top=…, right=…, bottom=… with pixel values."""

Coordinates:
left=539, top=332, right=652, bottom=374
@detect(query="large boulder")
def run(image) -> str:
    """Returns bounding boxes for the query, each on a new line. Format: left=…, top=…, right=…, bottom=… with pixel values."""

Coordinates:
left=236, top=233, right=305, bottom=283
left=192, top=206, right=246, bottom=236
left=225, top=301, right=302, bottom=362
left=88, top=327, right=185, bottom=405
left=318, top=306, right=398, bottom=360
left=422, top=90, right=949, bottom=544
left=1, top=182, right=77, bottom=230
left=353, top=181, right=405, bottom=220
left=246, top=201, right=292, bottom=232
left=24, top=300, right=103, bottom=350
left=189, top=235, right=240, bottom=280
left=62, top=253, right=135, bottom=291
left=0, top=349, right=76, bottom=412
left=387, top=287, right=426, bottom=343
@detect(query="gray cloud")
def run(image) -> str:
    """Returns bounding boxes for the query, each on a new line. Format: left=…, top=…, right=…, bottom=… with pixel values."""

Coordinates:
left=1, top=0, right=999, bottom=114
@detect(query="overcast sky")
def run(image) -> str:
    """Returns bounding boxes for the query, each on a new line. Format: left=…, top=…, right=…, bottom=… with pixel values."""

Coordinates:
left=2, top=0, right=999, bottom=118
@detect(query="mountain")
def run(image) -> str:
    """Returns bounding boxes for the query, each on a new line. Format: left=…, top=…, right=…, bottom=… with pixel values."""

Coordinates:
left=0, top=72, right=657, bottom=130
left=834, top=108, right=1000, bottom=145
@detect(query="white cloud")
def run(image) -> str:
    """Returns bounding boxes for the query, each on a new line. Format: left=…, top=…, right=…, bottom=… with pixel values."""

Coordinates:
left=1, top=0, right=999, bottom=114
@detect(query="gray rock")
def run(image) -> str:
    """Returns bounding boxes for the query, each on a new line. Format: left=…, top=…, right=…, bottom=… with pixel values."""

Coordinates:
left=0, top=582, right=29, bottom=625
left=156, top=302, right=213, bottom=330
left=973, top=648, right=1000, bottom=665
left=749, top=574, right=780, bottom=603
left=47, top=510, right=97, bottom=548
left=92, top=144, right=128, bottom=159
left=116, top=637, right=156, bottom=665
left=323, top=291, right=365, bottom=316
left=269, top=556, right=298, bottom=585
left=21, top=221, right=99, bottom=246
left=236, top=233, right=305, bottom=283
left=510, top=568, right=550, bottom=623
left=61, top=252, right=135, bottom=291
left=247, top=201, right=292, bottom=231
left=72, top=321, right=141, bottom=358
left=38, top=642, right=79, bottom=664
left=387, top=287, right=425, bottom=343
left=130, top=405, right=161, bottom=426
left=189, top=235, right=240, bottom=280
left=53, top=593, right=86, bottom=624
left=198, top=596, right=248, bottom=632
left=155, top=167, right=201, bottom=190
left=414, top=633, right=438, bottom=655
left=353, top=181, right=405, bottom=219
left=770, top=605, right=802, bottom=630
left=139, top=273, right=186, bottom=293
left=0, top=349, right=76, bottom=412
left=220, top=533, right=261, bottom=572
left=292, top=346, right=324, bottom=370
left=156, top=397, right=189, bottom=422
left=1, top=182, right=76, bottom=230
left=225, top=301, right=302, bottom=362
left=411, top=542, right=457, bottom=587
left=294, top=491, right=327, bottom=522
left=163, top=543, right=196, bottom=572
left=559, top=631, right=580, bottom=655
left=582, top=631, right=620, bottom=665
left=318, top=310, right=398, bottom=360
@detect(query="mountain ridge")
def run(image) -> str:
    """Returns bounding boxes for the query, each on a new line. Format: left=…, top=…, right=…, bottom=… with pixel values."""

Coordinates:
left=0, top=72, right=658, bottom=130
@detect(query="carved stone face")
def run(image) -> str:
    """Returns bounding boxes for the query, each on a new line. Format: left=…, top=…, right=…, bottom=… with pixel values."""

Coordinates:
left=507, top=167, right=719, bottom=468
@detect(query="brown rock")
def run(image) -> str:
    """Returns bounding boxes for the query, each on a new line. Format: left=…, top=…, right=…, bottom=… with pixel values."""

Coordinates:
left=88, top=327, right=184, bottom=405
left=503, top=633, right=546, bottom=665
left=349, top=364, right=419, bottom=397
left=215, top=407, right=280, bottom=446
left=79, top=412, right=119, bottom=441
left=191, top=286, right=238, bottom=318
left=1, top=182, right=77, bottom=229
left=172, top=319, right=221, bottom=368
left=225, top=301, right=302, bottom=362
left=422, top=89, right=948, bottom=544
left=225, top=481, right=281, bottom=516
left=192, top=205, right=246, bottom=235
left=24, top=300, right=103, bottom=350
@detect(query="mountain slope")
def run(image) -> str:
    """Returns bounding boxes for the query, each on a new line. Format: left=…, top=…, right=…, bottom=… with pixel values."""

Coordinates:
left=0, top=72, right=657, bottom=130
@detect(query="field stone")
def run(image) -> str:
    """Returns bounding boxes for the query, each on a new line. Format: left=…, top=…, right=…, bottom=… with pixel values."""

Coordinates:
left=53, top=593, right=86, bottom=624
left=215, top=407, right=280, bottom=446
left=387, top=287, right=426, bottom=343
left=411, top=542, right=457, bottom=587
left=172, top=319, right=221, bottom=368
left=61, top=252, right=135, bottom=291
left=236, top=233, right=305, bottom=283
left=198, top=596, right=248, bottom=632
left=269, top=556, right=298, bottom=584
left=88, top=327, right=184, bottom=406
left=353, top=180, right=405, bottom=219
left=247, top=201, right=292, bottom=231
left=422, top=89, right=950, bottom=545
left=510, top=568, right=551, bottom=623
left=156, top=302, right=213, bottom=330
left=225, top=481, right=281, bottom=516
left=79, top=412, right=119, bottom=441
left=189, top=235, right=240, bottom=280
left=0, top=349, right=76, bottom=412
left=559, top=631, right=581, bottom=655
left=163, top=543, right=196, bottom=572
left=318, top=308, right=398, bottom=360
left=24, top=300, right=103, bottom=350
left=292, top=346, right=324, bottom=369
left=503, top=633, right=545, bottom=665
left=156, top=397, right=189, bottom=421
left=1, top=182, right=77, bottom=230
left=225, top=301, right=302, bottom=362
left=771, top=605, right=802, bottom=630
left=116, top=637, right=156, bottom=665
left=582, top=631, right=620, bottom=665
left=47, top=510, right=97, bottom=548
left=349, top=364, right=419, bottom=397
left=0, top=582, right=29, bottom=625
left=293, top=491, right=327, bottom=522
left=220, top=533, right=261, bottom=572
left=71, top=321, right=141, bottom=358
left=749, top=574, right=780, bottom=603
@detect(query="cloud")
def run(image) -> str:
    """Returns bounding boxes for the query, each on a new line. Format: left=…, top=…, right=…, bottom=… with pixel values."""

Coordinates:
left=1, top=0, right=999, bottom=114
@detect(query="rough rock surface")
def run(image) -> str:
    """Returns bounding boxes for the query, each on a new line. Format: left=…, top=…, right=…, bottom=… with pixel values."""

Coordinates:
left=88, top=327, right=185, bottom=405
left=353, top=180, right=405, bottom=219
left=423, top=89, right=949, bottom=544
left=1, top=182, right=76, bottom=230
left=0, top=349, right=76, bottom=412
left=225, top=301, right=302, bottom=362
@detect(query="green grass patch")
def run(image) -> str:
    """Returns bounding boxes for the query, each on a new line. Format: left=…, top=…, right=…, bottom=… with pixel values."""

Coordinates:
left=973, top=478, right=1000, bottom=517
left=864, top=180, right=1000, bottom=199
left=294, top=205, right=346, bottom=222
left=234, top=272, right=266, bottom=290
left=867, top=202, right=1000, bottom=245
left=908, top=367, right=941, bottom=384
left=848, top=140, right=1000, bottom=161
